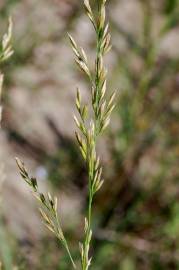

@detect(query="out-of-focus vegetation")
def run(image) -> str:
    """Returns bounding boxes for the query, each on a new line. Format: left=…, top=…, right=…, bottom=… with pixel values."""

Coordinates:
left=1, top=0, right=179, bottom=269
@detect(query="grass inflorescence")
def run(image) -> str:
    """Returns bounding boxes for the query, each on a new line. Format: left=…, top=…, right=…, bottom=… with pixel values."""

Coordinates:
left=15, top=157, right=76, bottom=269
left=16, top=0, right=114, bottom=269
left=0, top=18, right=14, bottom=270
left=0, top=18, right=13, bottom=126
left=69, top=0, right=115, bottom=269
left=0, top=17, right=13, bottom=203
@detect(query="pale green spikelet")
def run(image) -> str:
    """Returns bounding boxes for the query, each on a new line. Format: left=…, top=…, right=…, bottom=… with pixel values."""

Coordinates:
left=0, top=18, right=13, bottom=63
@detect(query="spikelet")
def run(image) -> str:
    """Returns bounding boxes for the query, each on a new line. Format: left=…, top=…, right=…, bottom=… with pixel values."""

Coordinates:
left=0, top=18, right=14, bottom=62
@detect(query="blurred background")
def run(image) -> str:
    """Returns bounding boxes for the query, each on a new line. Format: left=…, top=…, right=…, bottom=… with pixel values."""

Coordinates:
left=1, top=0, right=179, bottom=269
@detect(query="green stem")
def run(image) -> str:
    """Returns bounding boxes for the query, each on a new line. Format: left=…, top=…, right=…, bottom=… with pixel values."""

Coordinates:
left=55, top=212, right=76, bottom=269
left=64, top=240, right=76, bottom=269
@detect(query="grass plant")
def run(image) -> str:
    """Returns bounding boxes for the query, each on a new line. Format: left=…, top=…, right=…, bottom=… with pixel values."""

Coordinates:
left=0, top=17, right=13, bottom=125
left=16, top=0, right=115, bottom=269
left=0, top=18, right=14, bottom=270
left=1, top=0, right=179, bottom=269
